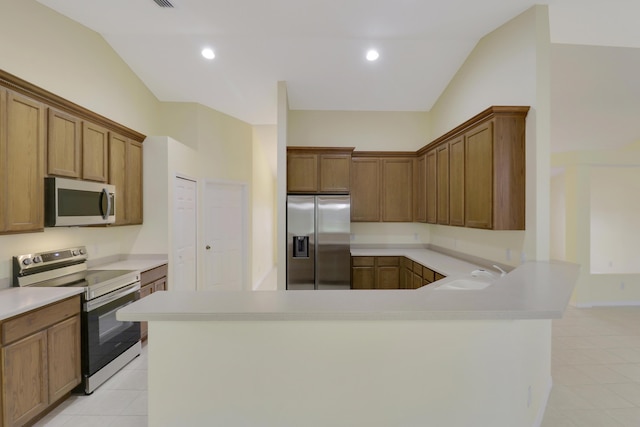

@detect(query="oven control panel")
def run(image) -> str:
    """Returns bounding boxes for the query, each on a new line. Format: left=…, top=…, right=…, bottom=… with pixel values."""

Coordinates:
left=12, top=246, right=88, bottom=284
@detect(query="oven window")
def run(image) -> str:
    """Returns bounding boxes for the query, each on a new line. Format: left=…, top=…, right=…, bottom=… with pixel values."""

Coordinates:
left=98, top=300, right=135, bottom=344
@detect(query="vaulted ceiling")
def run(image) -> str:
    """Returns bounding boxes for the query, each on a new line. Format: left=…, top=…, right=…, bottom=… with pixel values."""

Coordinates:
left=36, top=0, right=640, bottom=152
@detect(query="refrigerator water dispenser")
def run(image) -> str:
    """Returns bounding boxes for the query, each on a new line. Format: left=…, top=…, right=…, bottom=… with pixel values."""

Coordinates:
left=293, top=236, right=309, bottom=258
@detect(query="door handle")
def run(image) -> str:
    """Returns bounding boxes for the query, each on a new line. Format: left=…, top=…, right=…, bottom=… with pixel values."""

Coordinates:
left=205, top=245, right=211, bottom=250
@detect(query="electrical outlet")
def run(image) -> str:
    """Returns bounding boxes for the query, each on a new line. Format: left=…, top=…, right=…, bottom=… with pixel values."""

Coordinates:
left=413, top=233, right=418, bottom=241
left=527, top=386, right=532, bottom=408
left=506, top=248, right=512, bottom=261
left=520, top=252, right=527, bottom=264
left=620, top=282, right=625, bottom=290
left=350, top=234, right=355, bottom=241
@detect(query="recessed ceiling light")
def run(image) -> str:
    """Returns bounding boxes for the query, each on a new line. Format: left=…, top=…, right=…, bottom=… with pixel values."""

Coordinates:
left=366, top=49, right=380, bottom=61
left=201, top=48, right=215, bottom=60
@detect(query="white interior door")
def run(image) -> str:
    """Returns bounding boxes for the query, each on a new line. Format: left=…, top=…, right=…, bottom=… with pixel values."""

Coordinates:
left=203, top=181, right=246, bottom=290
left=173, top=176, right=197, bottom=291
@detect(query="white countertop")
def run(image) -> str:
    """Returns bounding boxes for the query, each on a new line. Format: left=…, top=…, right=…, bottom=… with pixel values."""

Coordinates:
left=350, top=248, right=483, bottom=276
left=118, top=260, right=580, bottom=322
left=0, top=287, right=84, bottom=321
left=93, top=257, right=168, bottom=273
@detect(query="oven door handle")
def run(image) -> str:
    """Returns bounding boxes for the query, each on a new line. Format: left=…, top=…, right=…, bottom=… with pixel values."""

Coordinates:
left=85, top=282, right=141, bottom=312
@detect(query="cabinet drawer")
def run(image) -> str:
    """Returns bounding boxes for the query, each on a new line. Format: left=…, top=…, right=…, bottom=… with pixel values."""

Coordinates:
left=422, top=267, right=435, bottom=283
left=140, top=264, right=168, bottom=286
left=352, top=257, right=375, bottom=267
left=377, top=257, right=400, bottom=266
left=1, top=296, right=80, bottom=345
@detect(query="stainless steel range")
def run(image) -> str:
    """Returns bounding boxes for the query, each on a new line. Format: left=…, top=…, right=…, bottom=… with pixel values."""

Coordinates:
left=12, top=246, right=142, bottom=394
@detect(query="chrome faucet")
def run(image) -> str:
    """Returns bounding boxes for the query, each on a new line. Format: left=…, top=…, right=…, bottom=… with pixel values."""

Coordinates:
left=492, top=265, right=507, bottom=277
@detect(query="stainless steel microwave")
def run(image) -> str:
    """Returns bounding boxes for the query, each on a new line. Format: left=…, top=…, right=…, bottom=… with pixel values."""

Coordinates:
left=45, top=177, right=116, bottom=226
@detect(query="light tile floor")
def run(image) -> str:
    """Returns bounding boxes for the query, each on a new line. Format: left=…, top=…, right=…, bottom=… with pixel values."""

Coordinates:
left=33, top=342, right=148, bottom=427
left=32, top=305, right=640, bottom=427
left=542, top=305, right=640, bottom=427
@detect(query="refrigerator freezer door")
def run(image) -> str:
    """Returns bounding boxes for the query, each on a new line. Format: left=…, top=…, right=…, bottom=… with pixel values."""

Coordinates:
left=287, top=196, right=315, bottom=290
left=317, top=195, right=351, bottom=290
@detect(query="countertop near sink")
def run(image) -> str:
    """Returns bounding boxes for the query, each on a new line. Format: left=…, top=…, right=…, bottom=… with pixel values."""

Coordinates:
left=119, top=260, right=580, bottom=321
left=350, top=248, right=483, bottom=277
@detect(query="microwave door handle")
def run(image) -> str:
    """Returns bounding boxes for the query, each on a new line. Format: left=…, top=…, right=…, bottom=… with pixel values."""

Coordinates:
left=100, top=188, right=110, bottom=220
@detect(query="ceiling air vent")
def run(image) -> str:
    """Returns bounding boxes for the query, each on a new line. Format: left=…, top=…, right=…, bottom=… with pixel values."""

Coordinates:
left=153, top=0, right=174, bottom=7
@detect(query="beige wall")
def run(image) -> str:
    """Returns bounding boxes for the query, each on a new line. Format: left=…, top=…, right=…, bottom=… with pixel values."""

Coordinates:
left=552, top=145, right=640, bottom=305
left=252, top=126, right=277, bottom=288
left=427, top=6, right=551, bottom=267
left=0, top=0, right=160, bottom=136
left=288, top=110, right=430, bottom=151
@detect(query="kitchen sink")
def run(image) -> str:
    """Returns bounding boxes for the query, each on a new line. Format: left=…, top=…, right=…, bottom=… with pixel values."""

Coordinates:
left=435, top=278, right=492, bottom=290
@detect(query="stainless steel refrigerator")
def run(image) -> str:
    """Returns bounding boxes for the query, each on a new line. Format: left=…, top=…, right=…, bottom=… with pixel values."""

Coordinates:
left=286, top=195, right=351, bottom=290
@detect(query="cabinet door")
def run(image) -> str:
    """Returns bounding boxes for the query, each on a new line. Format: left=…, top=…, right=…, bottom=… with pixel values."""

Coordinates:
left=319, top=154, right=350, bottom=193
left=47, top=108, right=81, bottom=178
left=436, top=145, right=449, bottom=225
left=126, top=140, right=143, bottom=224
left=48, top=315, right=81, bottom=403
left=381, top=157, right=413, bottom=222
left=414, top=154, right=427, bottom=222
left=0, top=90, right=45, bottom=233
left=352, top=267, right=374, bottom=289
left=449, top=136, right=465, bottom=226
left=425, top=150, right=437, bottom=224
left=109, top=133, right=128, bottom=225
left=82, top=122, right=109, bottom=182
left=465, top=122, right=493, bottom=229
left=287, top=153, right=317, bottom=193
left=375, top=257, right=400, bottom=289
left=153, top=277, right=167, bottom=292
left=412, top=272, right=422, bottom=289
left=350, top=158, right=380, bottom=222
left=1, top=331, right=48, bottom=427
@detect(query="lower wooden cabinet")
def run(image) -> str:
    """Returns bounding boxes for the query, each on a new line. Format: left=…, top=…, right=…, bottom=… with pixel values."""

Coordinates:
left=351, top=257, right=400, bottom=289
left=353, top=256, right=446, bottom=290
left=0, top=296, right=81, bottom=427
left=351, top=256, right=444, bottom=290
left=139, top=264, right=168, bottom=340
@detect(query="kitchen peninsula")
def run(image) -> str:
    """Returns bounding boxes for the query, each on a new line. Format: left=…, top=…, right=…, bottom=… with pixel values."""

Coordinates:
left=118, top=258, right=579, bottom=427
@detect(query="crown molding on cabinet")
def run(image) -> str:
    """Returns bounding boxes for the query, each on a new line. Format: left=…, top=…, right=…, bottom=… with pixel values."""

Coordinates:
left=0, top=69, right=146, bottom=143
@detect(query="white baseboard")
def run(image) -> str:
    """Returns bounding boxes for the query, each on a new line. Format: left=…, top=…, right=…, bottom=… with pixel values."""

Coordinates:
left=574, top=301, right=640, bottom=308
left=532, top=376, right=553, bottom=427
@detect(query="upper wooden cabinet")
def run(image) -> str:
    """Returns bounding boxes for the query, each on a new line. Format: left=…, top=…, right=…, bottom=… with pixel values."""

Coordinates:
left=417, top=106, right=528, bottom=230
left=0, top=89, right=46, bottom=234
left=413, top=154, right=427, bottom=223
left=425, top=150, right=437, bottom=224
left=381, top=157, right=413, bottom=222
left=287, top=147, right=354, bottom=194
left=109, top=134, right=143, bottom=225
left=351, top=153, right=414, bottom=223
left=82, top=122, right=109, bottom=182
left=47, top=108, right=81, bottom=178
left=126, top=140, right=143, bottom=224
left=350, top=157, right=381, bottom=222
left=449, top=136, right=465, bottom=227
left=436, top=144, right=449, bottom=225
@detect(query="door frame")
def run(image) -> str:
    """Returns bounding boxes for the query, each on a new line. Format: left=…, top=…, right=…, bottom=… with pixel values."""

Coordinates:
left=173, top=173, right=198, bottom=291
left=202, top=179, right=249, bottom=291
